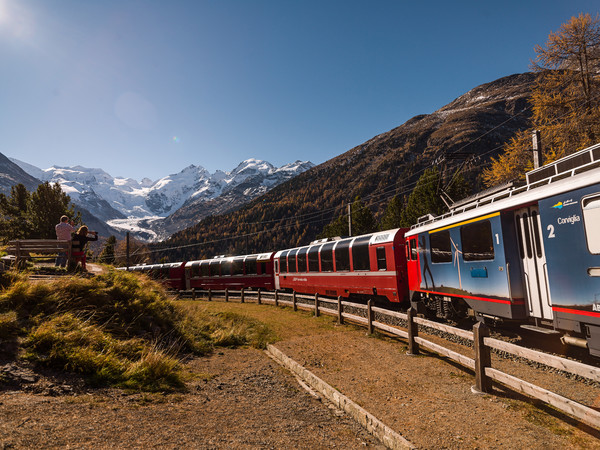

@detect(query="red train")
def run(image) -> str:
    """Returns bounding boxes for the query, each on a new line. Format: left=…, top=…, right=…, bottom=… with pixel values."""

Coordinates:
left=119, top=144, right=600, bottom=356
left=184, top=252, right=275, bottom=291
left=120, top=229, right=406, bottom=303
left=274, top=228, right=409, bottom=303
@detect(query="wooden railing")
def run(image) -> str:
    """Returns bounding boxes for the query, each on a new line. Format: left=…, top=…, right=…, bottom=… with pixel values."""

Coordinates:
left=176, top=288, right=600, bottom=430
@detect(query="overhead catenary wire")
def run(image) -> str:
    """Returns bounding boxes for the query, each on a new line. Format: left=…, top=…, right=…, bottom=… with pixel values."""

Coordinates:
left=106, top=78, right=600, bottom=262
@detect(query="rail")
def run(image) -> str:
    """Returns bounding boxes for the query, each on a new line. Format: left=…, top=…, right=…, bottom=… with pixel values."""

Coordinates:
left=175, top=288, right=600, bottom=430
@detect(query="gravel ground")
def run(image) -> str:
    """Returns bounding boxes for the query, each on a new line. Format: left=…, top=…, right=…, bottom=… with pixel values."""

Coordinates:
left=1, top=299, right=600, bottom=449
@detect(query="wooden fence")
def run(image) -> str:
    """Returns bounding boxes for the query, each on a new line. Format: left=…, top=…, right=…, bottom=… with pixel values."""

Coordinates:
left=177, top=288, right=600, bottom=430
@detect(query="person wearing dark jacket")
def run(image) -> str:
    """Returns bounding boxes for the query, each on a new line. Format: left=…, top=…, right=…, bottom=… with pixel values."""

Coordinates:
left=71, top=226, right=98, bottom=270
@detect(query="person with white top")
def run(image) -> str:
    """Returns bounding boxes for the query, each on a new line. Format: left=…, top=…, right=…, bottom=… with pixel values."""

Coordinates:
left=55, top=215, right=75, bottom=267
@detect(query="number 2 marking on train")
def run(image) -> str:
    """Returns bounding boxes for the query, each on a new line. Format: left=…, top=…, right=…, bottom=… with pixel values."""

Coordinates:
left=547, top=224, right=556, bottom=238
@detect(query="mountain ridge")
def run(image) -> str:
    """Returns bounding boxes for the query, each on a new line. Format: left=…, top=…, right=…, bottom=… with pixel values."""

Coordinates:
left=154, top=72, right=537, bottom=262
left=9, top=157, right=314, bottom=241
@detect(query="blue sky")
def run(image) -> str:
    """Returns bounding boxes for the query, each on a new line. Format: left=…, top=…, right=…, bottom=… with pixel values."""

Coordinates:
left=1, top=1, right=598, bottom=181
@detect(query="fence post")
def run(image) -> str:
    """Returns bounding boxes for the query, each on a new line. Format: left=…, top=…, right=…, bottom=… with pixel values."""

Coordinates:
left=225, top=288, right=229, bottom=302
left=366, top=299, right=373, bottom=334
left=192, top=288, right=196, bottom=300
left=473, top=322, right=492, bottom=394
left=337, top=296, right=343, bottom=325
left=314, top=293, right=319, bottom=317
left=257, top=289, right=262, bottom=305
left=208, top=289, right=212, bottom=301
left=293, top=291, right=297, bottom=311
left=275, top=290, right=279, bottom=307
left=407, top=307, right=419, bottom=355
left=16, top=241, right=21, bottom=268
left=240, top=288, right=245, bottom=303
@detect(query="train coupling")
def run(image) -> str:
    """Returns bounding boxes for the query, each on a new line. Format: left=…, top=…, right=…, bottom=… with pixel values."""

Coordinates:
left=560, top=335, right=588, bottom=350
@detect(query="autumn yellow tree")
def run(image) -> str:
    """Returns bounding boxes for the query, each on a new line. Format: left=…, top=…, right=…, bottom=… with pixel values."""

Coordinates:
left=483, top=13, right=600, bottom=186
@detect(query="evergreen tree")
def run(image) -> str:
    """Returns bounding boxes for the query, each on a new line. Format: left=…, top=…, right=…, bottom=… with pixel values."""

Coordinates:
left=379, top=195, right=403, bottom=231
left=0, top=184, right=31, bottom=242
left=400, top=168, right=445, bottom=227
left=27, top=182, right=76, bottom=239
left=320, top=214, right=348, bottom=239
left=484, top=13, right=600, bottom=185
left=99, top=235, right=117, bottom=265
left=351, top=196, right=377, bottom=236
left=319, top=197, right=376, bottom=239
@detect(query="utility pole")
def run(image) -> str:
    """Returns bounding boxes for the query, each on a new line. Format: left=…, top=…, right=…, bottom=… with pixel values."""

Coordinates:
left=126, top=231, right=130, bottom=270
left=347, top=203, right=352, bottom=237
left=532, top=130, right=543, bottom=169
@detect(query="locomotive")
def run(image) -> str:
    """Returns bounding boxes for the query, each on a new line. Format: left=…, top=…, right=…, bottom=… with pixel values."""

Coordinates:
left=406, top=143, right=600, bottom=356
left=121, top=142, right=600, bottom=356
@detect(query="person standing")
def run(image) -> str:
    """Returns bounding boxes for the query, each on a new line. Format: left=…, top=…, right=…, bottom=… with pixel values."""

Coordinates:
left=55, top=215, right=75, bottom=267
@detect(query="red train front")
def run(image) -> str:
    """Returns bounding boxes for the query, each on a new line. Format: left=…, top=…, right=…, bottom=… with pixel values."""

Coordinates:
left=274, top=229, right=409, bottom=303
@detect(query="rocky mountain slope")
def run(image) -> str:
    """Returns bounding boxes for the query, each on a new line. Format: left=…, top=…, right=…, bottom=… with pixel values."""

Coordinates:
left=156, top=72, right=537, bottom=261
left=0, top=154, right=41, bottom=194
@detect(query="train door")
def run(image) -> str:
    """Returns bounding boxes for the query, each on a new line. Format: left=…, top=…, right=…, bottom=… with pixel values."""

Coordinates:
left=514, top=206, right=553, bottom=320
left=406, top=236, right=421, bottom=291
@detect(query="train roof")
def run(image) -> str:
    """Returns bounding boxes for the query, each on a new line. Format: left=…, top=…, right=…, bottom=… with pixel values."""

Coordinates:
left=406, top=142, right=600, bottom=236
left=274, top=228, right=404, bottom=257
left=184, top=252, right=274, bottom=267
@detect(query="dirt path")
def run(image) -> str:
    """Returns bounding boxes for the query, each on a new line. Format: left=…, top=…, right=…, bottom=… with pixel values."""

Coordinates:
left=1, top=300, right=599, bottom=449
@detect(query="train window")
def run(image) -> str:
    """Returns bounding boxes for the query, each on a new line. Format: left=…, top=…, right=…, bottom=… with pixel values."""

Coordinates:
left=274, top=259, right=279, bottom=274
left=245, top=257, right=257, bottom=275
left=523, top=213, right=533, bottom=259
left=232, top=258, right=244, bottom=275
left=515, top=215, right=525, bottom=259
left=430, top=230, right=452, bottom=263
left=280, top=250, right=289, bottom=273
left=288, top=249, right=298, bottom=273
left=583, top=195, right=600, bottom=254
left=297, top=247, right=308, bottom=272
left=531, top=211, right=543, bottom=258
left=461, top=220, right=495, bottom=261
left=209, top=261, right=220, bottom=276
left=410, top=239, right=417, bottom=260
left=376, top=246, right=387, bottom=271
left=308, top=245, right=321, bottom=272
left=259, top=261, right=268, bottom=274
left=221, top=260, right=232, bottom=276
left=162, top=267, right=169, bottom=278
left=334, top=240, right=350, bottom=271
left=200, top=261, right=210, bottom=277
left=352, top=236, right=371, bottom=271
left=320, top=242, right=335, bottom=272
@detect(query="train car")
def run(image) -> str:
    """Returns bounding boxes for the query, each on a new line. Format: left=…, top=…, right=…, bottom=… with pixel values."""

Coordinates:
left=274, top=228, right=409, bottom=303
left=184, top=252, right=274, bottom=291
left=406, top=143, right=600, bottom=356
left=123, top=262, right=187, bottom=290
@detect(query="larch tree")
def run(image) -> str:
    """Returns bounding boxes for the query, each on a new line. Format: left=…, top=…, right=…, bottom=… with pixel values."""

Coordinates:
left=483, top=13, right=600, bottom=186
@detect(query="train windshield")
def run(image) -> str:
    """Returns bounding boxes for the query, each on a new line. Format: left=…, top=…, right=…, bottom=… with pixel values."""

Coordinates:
left=583, top=195, right=600, bottom=254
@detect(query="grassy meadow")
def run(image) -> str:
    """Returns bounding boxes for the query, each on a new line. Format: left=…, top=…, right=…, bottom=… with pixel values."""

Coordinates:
left=0, top=269, right=279, bottom=392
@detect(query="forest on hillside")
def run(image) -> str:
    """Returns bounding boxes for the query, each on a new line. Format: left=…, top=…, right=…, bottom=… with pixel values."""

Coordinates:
left=143, top=14, right=600, bottom=264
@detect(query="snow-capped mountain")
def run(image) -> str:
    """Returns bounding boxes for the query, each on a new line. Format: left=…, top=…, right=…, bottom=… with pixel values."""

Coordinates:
left=10, top=158, right=314, bottom=241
